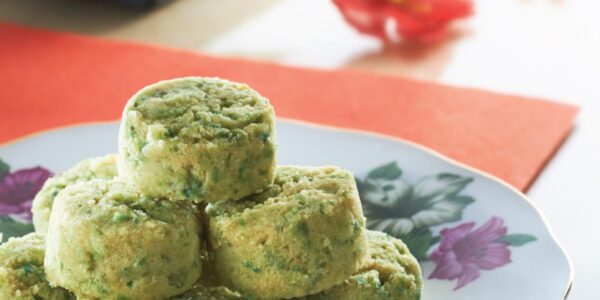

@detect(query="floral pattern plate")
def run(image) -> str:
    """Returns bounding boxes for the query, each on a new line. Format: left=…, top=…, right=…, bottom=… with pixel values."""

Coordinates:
left=0, top=120, right=572, bottom=299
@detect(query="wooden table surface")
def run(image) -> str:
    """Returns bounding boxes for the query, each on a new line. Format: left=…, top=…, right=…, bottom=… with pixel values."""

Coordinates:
left=1, top=0, right=599, bottom=298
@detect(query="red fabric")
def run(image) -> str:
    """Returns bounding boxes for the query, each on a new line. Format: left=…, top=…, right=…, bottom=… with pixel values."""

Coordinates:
left=0, top=22, right=578, bottom=191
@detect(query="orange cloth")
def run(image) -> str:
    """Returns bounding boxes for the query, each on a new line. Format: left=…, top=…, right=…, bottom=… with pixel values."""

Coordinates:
left=0, top=22, right=578, bottom=191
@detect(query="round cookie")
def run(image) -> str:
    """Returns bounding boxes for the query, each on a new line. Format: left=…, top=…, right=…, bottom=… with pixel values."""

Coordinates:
left=309, top=230, right=423, bottom=300
left=0, top=233, right=73, bottom=300
left=44, top=179, right=203, bottom=300
left=206, top=166, right=367, bottom=299
left=118, top=77, right=276, bottom=203
left=32, top=154, right=118, bottom=234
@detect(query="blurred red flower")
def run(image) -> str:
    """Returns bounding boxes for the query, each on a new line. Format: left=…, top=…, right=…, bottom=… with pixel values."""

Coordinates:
left=332, top=0, right=473, bottom=43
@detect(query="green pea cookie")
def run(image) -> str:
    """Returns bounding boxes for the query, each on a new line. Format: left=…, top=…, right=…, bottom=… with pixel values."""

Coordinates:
left=32, top=154, right=118, bottom=234
left=44, top=179, right=203, bottom=300
left=309, top=230, right=423, bottom=300
left=0, top=233, right=73, bottom=300
left=206, top=166, right=367, bottom=299
left=118, top=77, right=276, bottom=203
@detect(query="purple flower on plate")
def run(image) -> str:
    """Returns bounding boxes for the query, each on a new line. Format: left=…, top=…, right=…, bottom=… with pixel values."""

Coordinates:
left=0, top=167, right=53, bottom=221
left=429, top=216, right=511, bottom=290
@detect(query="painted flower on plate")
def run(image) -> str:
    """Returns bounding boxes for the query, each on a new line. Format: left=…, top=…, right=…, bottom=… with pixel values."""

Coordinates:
left=359, top=161, right=474, bottom=237
left=357, top=161, right=475, bottom=260
left=0, top=162, right=53, bottom=221
left=428, top=216, right=511, bottom=289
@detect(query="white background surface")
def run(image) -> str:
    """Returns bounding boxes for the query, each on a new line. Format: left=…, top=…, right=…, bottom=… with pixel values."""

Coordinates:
left=1, top=0, right=598, bottom=298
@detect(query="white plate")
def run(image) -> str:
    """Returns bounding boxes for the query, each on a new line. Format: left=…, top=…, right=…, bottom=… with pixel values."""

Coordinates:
left=0, top=120, right=572, bottom=299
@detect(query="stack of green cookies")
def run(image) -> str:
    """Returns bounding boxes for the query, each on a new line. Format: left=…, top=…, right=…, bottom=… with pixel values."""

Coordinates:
left=0, top=77, right=422, bottom=300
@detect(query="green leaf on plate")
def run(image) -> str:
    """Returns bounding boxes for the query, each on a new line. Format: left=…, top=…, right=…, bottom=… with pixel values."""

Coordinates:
left=367, top=161, right=402, bottom=180
left=499, top=234, right=537, bottom=247
left=0, top=215, right=34, bottom=244
left=429, top=235, right=441, bottom=246
left=412, top=173, right=473, bottom=206
left=355, top=178, right=365, bottom=192
left=410, top=195, right=475, bottom=229
left=449, top=195, right=476, bottom=205
left=395, top=227, right=438, bottom=261
left=0, top=158, right=9, bottom=179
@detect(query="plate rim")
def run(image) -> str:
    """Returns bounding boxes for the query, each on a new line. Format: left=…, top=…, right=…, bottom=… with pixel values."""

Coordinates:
left=0, top=118, right=574, bottom=299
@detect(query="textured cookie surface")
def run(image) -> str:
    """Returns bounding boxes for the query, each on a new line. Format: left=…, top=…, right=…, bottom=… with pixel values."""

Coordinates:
left=171, top=283, right=241, bottom=300
left=309, top=230, right=423, bottom=300
left=118, top=77, right=276, bottom=203
left=44, top=179, right=202, bottom=300
left=206, top=166, right=367, bottom=299
left=0, top=233, right=73, bottom=300
left=32, top=154, right=118, bottom=234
